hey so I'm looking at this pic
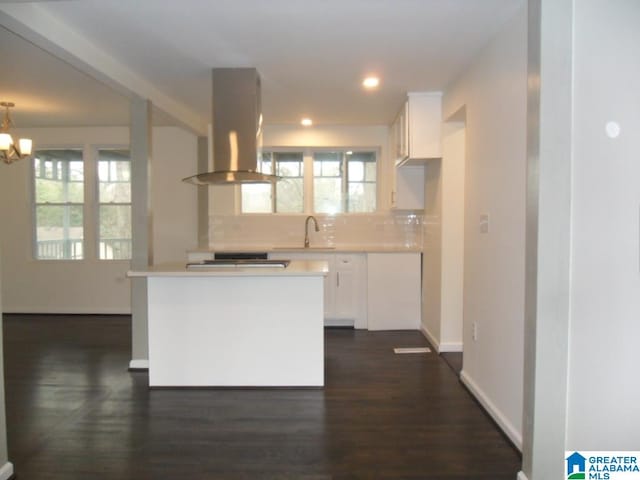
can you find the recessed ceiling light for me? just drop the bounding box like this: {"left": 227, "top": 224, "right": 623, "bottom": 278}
{"left": 301, "top": 118, "right": 313, "bottom": 127}
{"left": 362, "top": 76, "right": 380, "bottom": 89}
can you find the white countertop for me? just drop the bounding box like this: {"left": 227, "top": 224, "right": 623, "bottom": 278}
{"left": 128, "top": 260, "right": 329, "bottom": 278}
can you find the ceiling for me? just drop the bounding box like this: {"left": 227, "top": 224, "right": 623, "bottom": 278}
{"left": 0, "top": 0, "right": 523, "bottom": 134}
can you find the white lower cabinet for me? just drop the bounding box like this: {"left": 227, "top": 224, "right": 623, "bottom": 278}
{"left": 269, "top": 252, "right": 366, "bottom": 328}
{"left": 366, "top": 253, "right": 422, "bottom": 330}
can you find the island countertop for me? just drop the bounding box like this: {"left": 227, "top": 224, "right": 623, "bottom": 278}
{"left": 127, "top": 260, "right": 329, "bottom": 278}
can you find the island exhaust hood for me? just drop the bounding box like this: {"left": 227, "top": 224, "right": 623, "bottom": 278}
{"left": 182, "top": 68, "right": 278, "bottom": 185}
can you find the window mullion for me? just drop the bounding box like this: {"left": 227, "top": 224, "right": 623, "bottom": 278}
{"left": 303, "top": 149, "right": 314, "bottom": 214}
{"left": 271, "top": 155, "right": 277, "bottom": 212}
{"left": 84, "top": 145, "right": 98, "bottom": 261}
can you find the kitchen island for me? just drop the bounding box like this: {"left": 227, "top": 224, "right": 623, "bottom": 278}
{"left": 128, "top": 260, "right": 328, "bottom": 387}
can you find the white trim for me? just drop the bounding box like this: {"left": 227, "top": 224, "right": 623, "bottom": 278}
{"left": 3, "top": 306, "right": 131, "bottom": 315}
{"left": 460, "top": 369, "right": 522, "bottom": 451}
{"left": 421, "top": 326, "right": 463, "bottom": 353}
{"left": 516, "top": 471, "right": 528, "bottom": 480}
{"left": 129, "top": 359, "right": 149, "bottom": 370}
{"left": 438, "top": 342, "right": 463, "bottom": 353}
{"left": 0, "top": 462, "right": 14, "bottom": 480}
{"left": 420, "top": 325, "right": 441, "bottom": 352}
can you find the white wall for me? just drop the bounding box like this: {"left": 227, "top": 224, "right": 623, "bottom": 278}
{"left": 0, "top": 126, "right": 197, "bottom": 313}
{"left": 439, "top": 124, "right": 465, "bottom": 349}
{"left": 442, "top": 5, "right": 527, "bottom": 448}
{"left": 421, "top": 159, "right": 442, "bottom": 345}
{"left": 566, "top": 0, "right": 640, "bottom": 449}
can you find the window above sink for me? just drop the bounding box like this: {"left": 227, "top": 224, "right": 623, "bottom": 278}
{"left": 241, "top": 148, "right": 378, "bottom": 215}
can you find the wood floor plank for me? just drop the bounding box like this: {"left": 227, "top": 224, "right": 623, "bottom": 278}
{"left": 2, "top": 314, "right": 521, "bottom": 479}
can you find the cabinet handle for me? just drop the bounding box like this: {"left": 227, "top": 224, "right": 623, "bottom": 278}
{"left": 337, "top": 272, "right": 340, "bottom": 287}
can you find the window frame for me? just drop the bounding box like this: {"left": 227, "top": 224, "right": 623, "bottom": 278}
{"left": 240, "top": 146, "right": 380, "bottom": 215}
{"left": 95, "top": 147, "right": 132, "bottom": 260}
{"left": 30, "top": 143, "right": 132, "bottom": 262}
{"left": 31, "top": 146, "right": 86, "bottom": 261}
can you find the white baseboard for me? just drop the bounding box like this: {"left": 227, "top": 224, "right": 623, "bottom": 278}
{"left": 460, "top": 369, "right": 523, "bottom": 451}
{"left": 3, "top": 306, "right": 131, "bottom": 315}
{"left": 420, "top": 325, "right": 441, "bottom": 352}
{"left": 419, "top": 326, "right": 463, "bottom": 353}
{"left": 129, "top": 359, "right": 149, "bottom": 370}
{"left": 438, "top": 342, "right": 463, "bottom": 353}
{"left": 517, "top": 471, "right": 528, "bottom": 480}
{"left": 0, "top": 462, "right": 14, "bottom": 480}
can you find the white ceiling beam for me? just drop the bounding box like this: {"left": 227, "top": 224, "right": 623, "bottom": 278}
{"left": 0, "top": 3, "right": 208, "bottom": 135}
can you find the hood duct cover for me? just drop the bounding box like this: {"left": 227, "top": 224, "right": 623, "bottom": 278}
{"left": 182, "top": 68, "right": 279, "bottom": 185}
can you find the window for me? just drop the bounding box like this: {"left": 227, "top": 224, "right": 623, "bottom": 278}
{"left": 32, "top": 147, "right": 131, "bottom": 261}
{"left": 242, "top": 152, "right": 305, "bottom": 213}
{"left": 33, "top": 149, "right": 84, "bottom": 260}
{"left": 241, "top": 149, "right": 377, "bottom": 214}
{"left": 98, "top": 149, "right": 132, "bottom": 259}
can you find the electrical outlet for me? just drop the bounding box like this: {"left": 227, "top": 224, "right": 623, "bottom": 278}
{"left": 472, "top": 321, "right": 478, "bottom": 341}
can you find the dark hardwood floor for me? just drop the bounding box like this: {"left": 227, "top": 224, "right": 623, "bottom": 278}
{"left": 2, "top": 314, "right": 520, "bottom": 479}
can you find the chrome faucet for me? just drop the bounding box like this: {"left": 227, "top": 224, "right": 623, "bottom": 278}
{"left": 304, "top": 215, "right": 319, "bottom": 248}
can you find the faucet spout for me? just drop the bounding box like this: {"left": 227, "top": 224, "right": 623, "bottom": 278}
{"left": 304, "top": 215, "right": 319, "bottom": 248}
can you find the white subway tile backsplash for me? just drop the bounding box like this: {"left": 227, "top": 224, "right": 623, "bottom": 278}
{"left": 208, "top": 213, "right": 423, "bottom": 250}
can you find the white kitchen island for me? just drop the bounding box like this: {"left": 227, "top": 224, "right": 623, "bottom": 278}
{"left": 128, "top": 260, "right": 328, "bottom": 387}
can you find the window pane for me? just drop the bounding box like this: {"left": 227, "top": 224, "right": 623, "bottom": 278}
{"left": 347, "top": 182, "right": 376, "bottom": 212}
{"left": 346, "top": 151, "right": 376, "bottom": 213}
{"left": 348, "top": 161, "right": 364, "bottom": 181}
{"left": 98, "top": 149, "right": 131, "bottom": 259}
{"left": 314, "top": 152, "right": 345, "bottom": 213}
{"left": 242, "top": 183, "right": 272, "bottom": 213}
{"left": 35, "top": 205, "right": 84, "bottom": 259}
{"left": 33, "top": 150, "right": 85, "bottom": 260}
{"left": 33, "top": 150, "right": 84, "bottom": 203}
{"left": 276, "top": 178, "right": 303, "bottom": 213}
{"left": 99, "top": 160, "right": 131, "bottom": 203}
{"left": 275, "top": 153, "right": 303, "bottom": 213}
{"left": 258, "top": 152, "right": 273, "bottom": 174}
{"left": 365, "top": 161, "right": 377, "bottom": 181}
{"left": 314, "top": 178, "right": 343, "bottom": 214}
{"left": 99, "top": 205, "right": 132, "bottom": 260}
{"left": 242, "top": 152, "right": 304, "bottom": 213}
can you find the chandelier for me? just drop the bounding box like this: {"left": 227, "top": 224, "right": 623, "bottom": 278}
{"left": 0, "top": 101, "right": 33, "bottom": 164}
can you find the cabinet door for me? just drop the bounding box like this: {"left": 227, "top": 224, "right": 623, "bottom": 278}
{"left": 407, "top": 92, "right": 442, "bottom": 159}
{"left": 333, "top": 255, "right": 358, "bottom": 321}
{"left": 367, "top": 253, "right": 421, "bottom": 330}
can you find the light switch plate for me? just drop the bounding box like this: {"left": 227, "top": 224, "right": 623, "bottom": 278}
{"left": 479, "top": 213, "right": 490, "bottom": 234}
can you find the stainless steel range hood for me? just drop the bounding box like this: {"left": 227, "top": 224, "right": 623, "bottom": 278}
{"left": 182, "top": 68, "right": 278, "bottom": 185}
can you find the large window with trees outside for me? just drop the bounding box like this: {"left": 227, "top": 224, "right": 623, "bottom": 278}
{"left": 241, "top": 149, "right": 377, "bottom": 214}
{"left": 241, "top": 152, "right": 305, "bottom": 213}
{"left": 33, "top": 149, "right": 85, "bottom": 260}
{"left": 33, "top": 147, "right": 131, "bottom": 261}
{"left": 98, "top": 149, "right": 131, "bottom": 259}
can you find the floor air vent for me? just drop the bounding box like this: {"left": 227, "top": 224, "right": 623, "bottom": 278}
{"left": 393, "top": 347, "right": 431, "bottom": 354}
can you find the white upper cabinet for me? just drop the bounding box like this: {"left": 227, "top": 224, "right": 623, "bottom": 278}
{"left": 393, "top": 92, "right": 442, "bottom": 166}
